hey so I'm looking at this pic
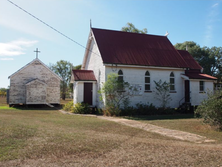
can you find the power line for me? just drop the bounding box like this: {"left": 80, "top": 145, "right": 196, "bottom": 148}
{"left": 7, "top": 0, "right": 99, "bottom": 56}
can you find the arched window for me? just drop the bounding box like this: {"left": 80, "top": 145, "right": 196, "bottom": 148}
{"left": 118, "top": 70, "right": 124, "bottom": 90}
{"left": 145, "top": 71, "right": 150, "bottom": 91}
{"left": 170, "top": 72, "right": 175, "bottom": 91}
{"left": 118, "top": 70, "right": 123, "bottom": 82}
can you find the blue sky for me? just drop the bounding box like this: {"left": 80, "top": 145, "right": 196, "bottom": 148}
{"left": 0, "top": 0, "right": 221, "bottom": 88}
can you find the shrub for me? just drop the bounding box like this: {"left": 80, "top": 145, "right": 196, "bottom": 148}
{"left": 99, "top": 73, "right": 138, "bottom": 116}
{"left": 195, "top": 91, "right": 222, "bottom": 130}
{"left": 63, "top": 102, "right": 92, "bottom": 114}
{"left": 71, "top": 102, "right": 91, "bottom": 114}
{"left": 63, "top": 101, "right": 74, "bottom": 112}
{"left": 135, "top": 102, "right": 156, "bottom": 115}
{"left": 154, "top": 79, "right": 172, "bottom": 108}
{"left": 120, "top": 106, "right": 135, "bottom": 116}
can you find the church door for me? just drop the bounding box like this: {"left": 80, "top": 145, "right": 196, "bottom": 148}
{"left": 185, "top": 80, "right": 190, "bottom": 103}
{"left": 83, "top": 83, "right": 93, "bottom": 105}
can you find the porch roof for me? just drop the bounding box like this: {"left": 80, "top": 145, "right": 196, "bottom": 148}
{"left": 72, "top": 70, "right": 97, "bottom": 81}
{"left": 182, "top": 72, "right": 217, "bottom": 80}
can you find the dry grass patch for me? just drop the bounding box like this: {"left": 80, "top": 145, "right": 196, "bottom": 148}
{"left": 0, "top": 109, "right": 168, "bottom": 166}
{"left": 128, "top": 115, "right": 222, "bottom": 143}
{"left": 1, "top": 103, "right": 222, "bottom": 166}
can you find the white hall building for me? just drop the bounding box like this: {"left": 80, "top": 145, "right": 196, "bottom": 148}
{"left": 71, "top": 28, "right": 217, "bottom": 109}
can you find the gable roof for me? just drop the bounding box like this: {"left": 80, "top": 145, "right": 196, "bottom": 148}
{"left": 8, "top": 58, "right": 63, "bottom": 81}
{"left": 91, "top": 28, "right": 201, "bottom": 70}
{"left": 72, "top": 70, "right": 96, "bottom": 81}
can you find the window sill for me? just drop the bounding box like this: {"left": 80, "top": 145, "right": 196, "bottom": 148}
{"left": 170, "top": 91, "right": 177, "bottom": 93}
{"left": 144, "top": 91, "right": 152, "bottom": 93}
{"left": 199, "top": 91, "right": 206, "bottom": 93}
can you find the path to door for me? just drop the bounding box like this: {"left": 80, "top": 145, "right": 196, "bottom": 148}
{"left": 60, "top": 110, "right": 215, "bottom": 143}
{"left": 98, "top": 116, "right": 215, "bottom": 143}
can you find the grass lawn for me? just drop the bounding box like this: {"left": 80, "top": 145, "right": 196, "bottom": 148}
{"left": 125, "top": 114, "right": 222, "bottom": 143}
{"left": 1, "top": 97, "right": 222, "bottom": 166}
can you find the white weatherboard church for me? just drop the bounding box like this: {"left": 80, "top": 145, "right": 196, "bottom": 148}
{"left": 71, "top": 28, "right": 217, "bottom": 109}
{"left": 8, "top": 50, "right": 62, "bottom": 106}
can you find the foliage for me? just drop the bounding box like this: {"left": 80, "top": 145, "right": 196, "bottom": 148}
{"left": 49, "top": 60, "right": 73, "bottom": 100}
{"left": 174, "top": 41, "right": 222, "bottom": 82}
{"left": 120, "top": 102, "right": 176, "bottom": 116}
{"left": 121, "top": 22, "right": 147, "bottom": 34}
{"left": 154, "top": 80, "right": 172, "bottom": 108}
{"left": 68, "top": 64, "right": 82, "bottom": 96}
{"left": 99, "top": 73, "right": 137, "bottom": 116}
{"left": 0, "top": 88, "right": 7, "bottom": 97}
{"left": 74, "top": 64, "right": 82, "bottom": 70}
{"left": 63, "top": 101, "right": 74, "bottom": 112}
{"left": 72, "top": 102, "right": 91, "bottom": 114}
{"left": 195, "top": 90, "right": 222, "bottom": 130}
{"left": 63, "top": 101, "right": 91, "bottom": 114}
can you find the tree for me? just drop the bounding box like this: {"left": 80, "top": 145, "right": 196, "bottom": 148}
{"left": 121, "top": 22, "right": 147, "bottom": 34}
{"left": 154, "top": 80, "right": 172, "bottom": 108}
{"left": 195, "top": 90, "right": 222, "bottom": 130}
{"left": 0, "top": 88, "right": 7, "bottom": 97}
{"left": 49, "top": 60, "right": 73, "bottom": 100}
{"left": 68, "top": 64, "right": 82, "bottom": 95}
{"left": 99, "top": 73, "right": 137, "bottom": 116}
{"left": 174, "top": 41, "right": 222, "bottom": 82}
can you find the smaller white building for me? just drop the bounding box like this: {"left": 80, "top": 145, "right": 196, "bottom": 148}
{"left": 71, "top": 28, "right": 217, "bottom": 109}
{"left": 8, "top": 58, "right": 63, "bottom": 105}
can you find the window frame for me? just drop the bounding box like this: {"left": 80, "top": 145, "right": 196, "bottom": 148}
{"left": 117, "top": 69, "right": 124, "bottom": 91}
{"left": 170, "top": 72, "right": 175, "bottom": 91}
{"left": 199, "top": 81, "right": 205, "bottom": 92}
{"left": 145, "top": 71, "right": 151, "bottom": 92}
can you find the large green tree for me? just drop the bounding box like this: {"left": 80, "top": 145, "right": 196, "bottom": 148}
{"left": 174, "top": 41, "right": 222, "bottom": 82}
{"left": 122, "top": 22, "right": 147, "bottom": 34}
{"left": 49, "top": 60, "right": 73, "bottom": 100}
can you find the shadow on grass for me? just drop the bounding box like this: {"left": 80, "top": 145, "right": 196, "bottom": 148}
{"left": 8, "top": 104, "right": 63, "bottom": 111}
{"left": 124, "top": 114, "right": 195, "bottom": 121}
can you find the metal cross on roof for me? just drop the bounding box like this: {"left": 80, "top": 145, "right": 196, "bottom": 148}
{"left": 34, "top": 48, "right": 40, "bottom": 58}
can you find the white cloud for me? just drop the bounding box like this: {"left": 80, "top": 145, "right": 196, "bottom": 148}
{"left": 0, "top": 39, "right": 38, "bottom": 57}
{"left": 0, "top": 58, "right": 14, "bottom": 61}
{"left": 212, "top": 3, "right": 219, "bottom": 8}
{"left": 204, "top": 2, "right": 220, "bottom": 46}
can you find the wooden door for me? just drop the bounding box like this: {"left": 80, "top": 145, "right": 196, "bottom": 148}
{"left": 185, "top": 80, "right": 190, "bottom": 103}
{"left": 84, "top": 83, "right": 93, "bottom": 105}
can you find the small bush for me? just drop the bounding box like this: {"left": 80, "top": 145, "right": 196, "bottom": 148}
{"left": 63, "top": 102, "right": 92, "bottom": 114}
{"left": 63, "top": 101, "right": 74, "bottom": 112}
{"left": 135, "top": 102, "right": 156, "bottom": 115}
{"left": 195, "top": 91, "right": 222, "bottom": 130}
{"left": 71, "top": 102, "right": 91, "bottom": 114}
{"left": 120, "top": 102, "right": 176, "bottom": 116}
{"left": 103, "top": 104, "right": 121, "bottom": 116}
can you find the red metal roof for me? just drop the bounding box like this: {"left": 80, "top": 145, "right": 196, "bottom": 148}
{"left": 92, "top": 28, "right": 200, "bottom": 69}
{"left": 183, "top": 70, "right": 217, "bottom": 80}
{"left": 177, "top": 50, "right": 202, "bottom": 70}
{"left": 72, "top": 70, "right": 96, "bottom": 81}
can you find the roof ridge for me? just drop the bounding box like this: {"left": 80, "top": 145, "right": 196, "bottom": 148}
{"left": 92, "top": 27, "right": 166, "bottom": 38}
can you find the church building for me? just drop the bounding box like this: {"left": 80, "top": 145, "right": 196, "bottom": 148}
{"left": 8, "top": 49, "right": 62, "bottom": 106}
{"left": 71, "top": 28, "right": 217, "bottom": 109}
